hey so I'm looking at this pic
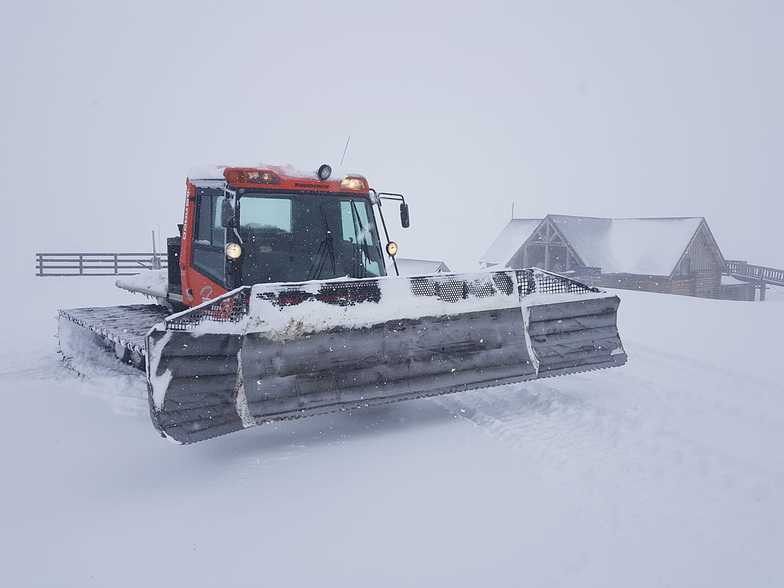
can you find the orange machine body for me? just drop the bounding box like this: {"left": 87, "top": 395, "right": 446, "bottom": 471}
{"left": 179, "top": 166, "right": 372, "bottom": 307}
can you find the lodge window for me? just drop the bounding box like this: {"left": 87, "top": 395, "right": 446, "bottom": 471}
{"left": 550, "top": 245, "right": 568, "bottom": 271}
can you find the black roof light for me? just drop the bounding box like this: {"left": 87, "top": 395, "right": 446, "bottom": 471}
{"left": 317, "top": 164, "right": 332, "bottom": 181}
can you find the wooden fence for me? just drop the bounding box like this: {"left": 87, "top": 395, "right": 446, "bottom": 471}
{"left": 36, "top": 253, "right": 167, "bottom": 276}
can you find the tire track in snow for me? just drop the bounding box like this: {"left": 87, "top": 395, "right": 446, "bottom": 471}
{"left": 2, "top": 342, "right": 151, "bottom": 417}
{"left": 627, "top": 338, "right": 784, "bottom": 395}
{"left": 434, "top": 361, "right": 784, "bottom": 498}
{"left": 626, "top": 342, "right": 784, "bottom": 433}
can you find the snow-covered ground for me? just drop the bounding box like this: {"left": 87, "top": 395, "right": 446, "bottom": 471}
{"left": 1, "top": 276, "right": 783, "bottom": 587}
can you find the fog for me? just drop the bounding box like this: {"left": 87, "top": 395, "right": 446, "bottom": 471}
{"left": 3, "top": 4, "right": 784, "bottom": 585}
{"left": 2, "top": 0, "right": 782, "bottom": 275}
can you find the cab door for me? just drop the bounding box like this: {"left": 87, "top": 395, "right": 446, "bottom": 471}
{"left": 190, "top": 188, "right": 227, "bottom": 299}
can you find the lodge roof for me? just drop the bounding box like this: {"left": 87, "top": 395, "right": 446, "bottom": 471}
{"left": 479, "top": 218, "right": 542, "bottom": 266}
{"left": 481, "top": 215, "right": 724, "bottom": 277}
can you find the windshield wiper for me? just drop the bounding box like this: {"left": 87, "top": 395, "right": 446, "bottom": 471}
{"left": 349, "top": 200, "right": 367, "bottom": 278}
{"left": 307, "top": 205, "right": 336, "bottom": 280}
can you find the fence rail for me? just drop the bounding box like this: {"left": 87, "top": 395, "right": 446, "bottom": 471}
{"left": 725, "top": 260, "right": 784, "bottom": 287}
{"left": 36, "top": 252, "right": 167, "bottom": 276}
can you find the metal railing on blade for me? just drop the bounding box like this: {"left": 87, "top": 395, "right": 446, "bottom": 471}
{"left": 405, "top": 269, "right": 597, "bottom": 301}
{"left": 518, "top": 268, "right": 600, "bottom": 296}
{"left": 35, "top": 252, "right": 167, "bottom": 276}
{"left": 408, "top": 272, "right": 516, "bottom": 302}
{"left": 159, "top": 269, "right": 599, "bottom": 333}
{"left": 164, "top": 288, "right": 251, "bottom": 331}
{"left": 255, "top": 269, "right": 598, "bottom": 310}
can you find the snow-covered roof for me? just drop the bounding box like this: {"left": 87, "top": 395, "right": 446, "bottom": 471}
{"left": 479, "top": 218, "right": 542, "bottom": 266}
{"left": 480, "top": 215, "right": 717, "bottom": 276}
{"left": 396, "top": 258, "right": 451, "bottom": 276}
{"left": 549, "top": 216, "right": 706, "bottom": 276}
{"left": 721, "top": 275, "right": 751, "bottom": 286}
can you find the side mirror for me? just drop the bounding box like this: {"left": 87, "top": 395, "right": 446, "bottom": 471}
{"left": 221, "top": 197, "right": 235, "bottom": 228}
{"left": 400, "top": 202, "right": 410, "bottom": 228}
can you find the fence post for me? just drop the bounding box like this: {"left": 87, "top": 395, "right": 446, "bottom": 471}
{"left": 79, "top": 254, "right": 84, "bottom": 276}
{"left": 37, "top": 253, "right": 43, "bottom": 276}
{"left": 114, "top": 254, "right": 118, "bottom": 275}
{"left": 151, "top": 230, "right": 161, "bottom": 270}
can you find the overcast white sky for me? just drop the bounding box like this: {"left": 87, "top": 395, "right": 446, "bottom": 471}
{"left": 2, "top": 0, "right": 782, "bottom": 275}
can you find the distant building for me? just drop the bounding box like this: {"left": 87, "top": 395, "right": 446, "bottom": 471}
{"left": 481, "top": 215, "right": 755, "bottom": 301}
{"left": 719, "top": 275, "right": 758, "bottom": 301}
{"left": 395, "top": 257, "right": 451, "bottom": 276}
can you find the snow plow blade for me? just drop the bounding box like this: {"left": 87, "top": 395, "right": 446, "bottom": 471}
{"left": 146, "top": 269, "right": 627, "bottom": 443}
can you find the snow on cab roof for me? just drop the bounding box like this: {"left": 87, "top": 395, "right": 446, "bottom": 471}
{"left": 187, "top": 162, "right": 360, "bottom": 181}
{"left": 480, "top": 218, "right": 542, "bottom": 266}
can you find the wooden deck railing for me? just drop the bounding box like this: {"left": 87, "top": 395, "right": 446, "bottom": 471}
{"left": 725, "top": 260, "right": 784, "bottom": 287}
{"left": 36, "top": 253, "right": 167, "bottom": 276}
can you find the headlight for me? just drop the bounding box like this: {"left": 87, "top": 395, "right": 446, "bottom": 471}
{"left": 225, "top": 243, "right": 242, "bottom": 259}
{"left": 340, "top": 176, "right": 369, "bottom": 191}
{"left": 386, "top": 241, "right": 398, "bottom": 257}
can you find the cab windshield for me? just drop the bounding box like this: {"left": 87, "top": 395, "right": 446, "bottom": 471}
{"left": 238, "top": 191, "right": 385, "bottom": 283}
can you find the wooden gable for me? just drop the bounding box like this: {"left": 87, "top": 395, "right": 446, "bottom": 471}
{"left": 512, "top": 217, "right": 585, "bottom": 271}
{"left": 672, "top": 220, "right": 726, "bottom": 278}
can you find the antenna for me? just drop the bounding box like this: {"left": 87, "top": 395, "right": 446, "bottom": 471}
{"left": 511, "top": 201, "right": 515, "bottom": 219}
{"left": 339, "top": 135, "right": 351, "bottom": 167}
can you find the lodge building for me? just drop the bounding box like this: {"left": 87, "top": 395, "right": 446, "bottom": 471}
{"left": 480, "top": 215, "right": 754, "bottom": 301}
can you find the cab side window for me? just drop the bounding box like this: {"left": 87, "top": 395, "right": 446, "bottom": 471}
{"left": 194, "top": 192, "right": 225, "bottom": 246}
{"left": 192, "top": 189, "right": 226, "bottom": 285}
{"left": 212, "top": 195, "right": 226, "bottom": 246}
